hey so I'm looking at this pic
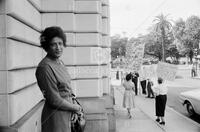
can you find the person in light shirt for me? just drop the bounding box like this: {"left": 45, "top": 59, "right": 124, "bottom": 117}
{"left": 153, "top": 77, "right": 168, "bottom": 125}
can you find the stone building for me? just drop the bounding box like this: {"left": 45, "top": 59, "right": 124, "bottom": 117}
{"left": 0, "top": 0, "right": 114, "bottom": 131}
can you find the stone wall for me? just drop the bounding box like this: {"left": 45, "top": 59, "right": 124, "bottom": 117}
{"left": 0, "top": 0, "right": 113, "bottom": 131}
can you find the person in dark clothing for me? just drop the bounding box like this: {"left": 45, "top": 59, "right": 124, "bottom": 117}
{"left": 140, "top": 78, "right": 147, "bottom": 95}
{"left": 116, "top": 70, "right": 119, "bottom": 80}
{"left": 191, "top": 64, "right": 196, "bottom": 77}
{"left": 146, "top": 79, "right": 154, "bottom": 98}
{"left": 132, "top": 72, "right": 139, "bottom": 95}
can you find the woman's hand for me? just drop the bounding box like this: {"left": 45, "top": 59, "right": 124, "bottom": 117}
{"left": 74, "top": 104, "right": 82, "bottom": 112}
{"left": 74, "top": 104, "right": 83, "bottom": 117}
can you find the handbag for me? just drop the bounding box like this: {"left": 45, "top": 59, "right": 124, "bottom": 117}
{"left": 71, "top": 97, "right": 86, "bottom": 132}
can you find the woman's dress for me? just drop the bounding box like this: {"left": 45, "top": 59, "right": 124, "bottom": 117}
{"left": 36, "top": 57, "right": 74, "bottom": 132}
{"left": 122, "top": 81, "right": 135, "bottom": 108}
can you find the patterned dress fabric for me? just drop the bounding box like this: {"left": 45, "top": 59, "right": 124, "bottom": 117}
{"left": 123, "top": 81, "right": 135, "bottom": 108}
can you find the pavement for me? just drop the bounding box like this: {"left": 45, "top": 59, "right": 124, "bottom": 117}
{"left": 112, "top": 79, "right": 200, "bottom": 132}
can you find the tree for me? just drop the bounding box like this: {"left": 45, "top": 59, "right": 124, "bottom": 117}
{"left": 153, "top": 14, "right": 172, "bottom": 62}
{"left": 143, "top": 25, "right": 174, "bottom": 62}
{"left": 111, "top": 34, "right": 128, "bottom": 60}
{"left": 185, "top": 16, "right": 200, "bottom": 49}
{"left": 172, "top": 16, "right": 200, "bottom": 63}
{"left": 172, "top": 19, "right": 186, "bottom": 55}
{"left": 166, "top": 44, "right": 180, "bottom": 63}
{"left": 143, "top": 32, "right": 163, "bottom": 61}
{"left": 173, "top": 18, "right": 185, "bottom": 41}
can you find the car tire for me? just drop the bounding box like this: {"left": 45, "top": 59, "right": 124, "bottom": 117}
{"left": 186, "top": 102, "right": 195, "bottom": 116}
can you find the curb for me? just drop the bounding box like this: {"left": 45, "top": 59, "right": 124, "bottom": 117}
{"left": 166, "top": 106, "right": 200, "bottom": 127}
{"left": 136, "top": 104, "right": 166, "bottom": 132}
{"left": 135, "top": 96, "right": 200, "bottom": 131}
{"left": 192, "top": 77, "right": 200, "bottom": 80}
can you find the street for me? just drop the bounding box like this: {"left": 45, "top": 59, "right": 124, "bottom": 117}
{"left": 167, "top": 68, "right": 200, "bottom": 124}
{"left": 167, "top": 85, "right": 200, "bottom": 123}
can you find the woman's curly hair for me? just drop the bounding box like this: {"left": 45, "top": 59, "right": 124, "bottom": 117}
{"left": 126, "top": 73, "right": 133, "bottom": 81}
{"left": 40, "top": 26, "right": 67, "bottom": 51}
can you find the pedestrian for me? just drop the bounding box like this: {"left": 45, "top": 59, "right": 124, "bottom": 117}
{"left": 140, "top": 77, "right": 147, "bottom": 95}
{"left": 116, "top": 70, "right": 119, "bottom": 80}
{"left": 35, "top": 26, "right": 82, "bottom": 132}
{"left": 132, "top": 72, "right": 139, "bottom": 95}
{"left": 146, "top": 79, "right": 154, "bottom": 98}
{"left": 154, "top": 77, "right": 167, "bottom": 125}
{"left": 122, "top": 73, "right": 135, "bottom": 118}
{"left": 191, "top": 63, "right": 196, "bottom": 77}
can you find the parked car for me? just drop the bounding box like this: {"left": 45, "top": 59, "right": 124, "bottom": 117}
{"left": 179, "top": 89, "right": 200, "bottom": 116}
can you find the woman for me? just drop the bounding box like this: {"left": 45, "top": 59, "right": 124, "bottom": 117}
{"left": 154, "top": 77, "right": 167, "bottom": 125}
{"left": 122, "top": 73, "right": 135, "bottom": 118}
{"left": 35, "top": 26, "right": 81, "bottom": 132}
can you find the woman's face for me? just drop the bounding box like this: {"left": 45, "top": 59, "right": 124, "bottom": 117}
{"left": 47, "top": 37, "right": 64, "bottom": 59}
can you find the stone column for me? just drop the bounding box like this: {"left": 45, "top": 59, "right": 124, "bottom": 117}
{"left": 0, "top": 0, "right": 43, "bottom": 131}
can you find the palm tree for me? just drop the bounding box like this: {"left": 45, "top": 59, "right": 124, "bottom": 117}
{"left": 153, "top": 14, "right": 172, "bottom": 62}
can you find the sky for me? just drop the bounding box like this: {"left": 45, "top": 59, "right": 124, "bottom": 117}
{"left": 110, "top": 0, "right": 200, "bottom": 38}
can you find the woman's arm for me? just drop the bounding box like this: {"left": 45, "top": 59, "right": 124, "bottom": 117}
{"left": 130, "top": 82, "right": 135, "bottom": 91}
{"left": 36, "top": 66, "right": 80, "bottom": 112}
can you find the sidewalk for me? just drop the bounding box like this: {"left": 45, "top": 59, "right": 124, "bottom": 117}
{"left": 113, "top": 83, "right": 200, "bottom": 132}
{"left": 115, "top": 106, "right": 163, "bottom": 132}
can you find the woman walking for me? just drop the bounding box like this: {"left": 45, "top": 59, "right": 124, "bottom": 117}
{"left": 122, "top": 73, "right": 135, "bottom": 118}
{"left": 154, "top": 77, "right": 167, "bottom": 125}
